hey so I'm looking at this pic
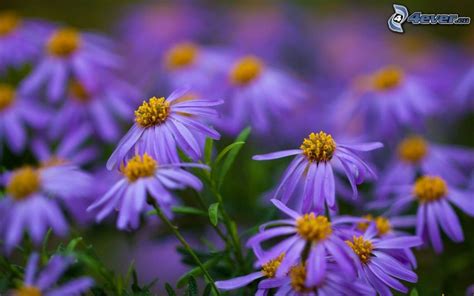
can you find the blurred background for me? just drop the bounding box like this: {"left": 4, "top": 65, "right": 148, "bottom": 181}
{"left": 1, "top": 0, "right": 473, "bottom": 294}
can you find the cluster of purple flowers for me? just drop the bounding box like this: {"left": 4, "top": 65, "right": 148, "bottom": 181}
{"left": 1, "top": 2, "right": 474, "bottom": 295}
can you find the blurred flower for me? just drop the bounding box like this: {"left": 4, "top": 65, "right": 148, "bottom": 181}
{"left": 89, "top": 153, "right": 206, "bottom": 230}
{"left": 0, "top": 164, "right": 91, "bottom": 252}
{"left": 0, "top": 11, "right": 50, "bottom": 71}
{"left": 253, "top": 131, "right": 382, "bottom": 212}
{"left": 334, "top": 66, "right": 437, "bottom": 140}
{"left": 0, "top": 83, "right": 50, "bottom": 154}
{"left": 21, "top": 27, "right": 120, "bottom": 101}
{"left": 32, "top": 125, "right": 98, "bottom": 167}
{"left": 49, "top": 78, "right": 138, "bottom": 142}
{"left": 385, "top": 175, "right": 474, "bottom": 253}
{"left": 346, "top": 223, "right": 421, "bottom": 296}
{"left": 106, "top": 87, "right": 222, "bottom": 169}
{"left": 377, "top": 135, "right": 474, "bottom": 196}
{"left": 455, "top": 65, "right": 474, "bottom": 110}
{"left": 216, "top": 55, "right": 307, "bottom": 134}
{"left": 12, "top": 252, "right": 93, "bottom": 295}
{"left": 247, "top": 199, "right": 360, "bottom": 285}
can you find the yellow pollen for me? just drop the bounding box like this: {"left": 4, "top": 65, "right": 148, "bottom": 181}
{"left": 47, "top": 28, "right": 81, "bottom": 57}
{"left": 372, "top": 66, "right": 404, "bottom": 91}
{"left": 357, "top": 215, "right": 391, "bottom": 236}
{"left": 300, "top": 131, "right": 336, "bottom": 163}
{"left": 15, "top": 286, "right": 42, "bottom": 296}
{"left": 41, "top": 156, "right": 68, "bottom": 168}
{"left": 0, "top": 11, "right": 21, "bottom": 36}
{"left": 69, "top": 80, "right": 90, "bottom": 102}
{"left": 413, "top": 176, "right": 447, "bottom": 203}
{"left": 6, "top": 167, "right": 41, "bottom": 201}
{"left": 296, "top": 213, "right": 332, "bottom": 242}
{"left": 397, "top": 136, "right": 428, "bottom": 164}
{"left": 346, "top": 236, "right": 373, "bottom": 264}
{"left": 134, "top": 96, "right": 171, "bottom": 128}
{"left": 165, "top": 42, "right": 198, "bottom": 69}
{"left": 261, "top": 253, "right": 285, "bottom": 278}
{"left": 230, "top": 56, "right": 263, "bottom": 86}
{"left": 121, "top": 154, "right": 157, "bottom": 182}
{"left": 0, "top": 84, "right": 15, "bottom": 111}
{"left": 290, "top": 264, "right": 313, "bottom": 293}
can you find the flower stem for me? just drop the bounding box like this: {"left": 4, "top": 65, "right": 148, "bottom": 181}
{"left": 148, "top": 198, "right": 220, "bottom": 295}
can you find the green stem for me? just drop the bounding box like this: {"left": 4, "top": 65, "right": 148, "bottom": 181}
{"left": 148, "top": 198, "right": 220, "bottom": 295}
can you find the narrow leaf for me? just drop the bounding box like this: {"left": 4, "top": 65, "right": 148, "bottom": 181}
{"left": 410, "top": 289, "right": 419, "bottom": 296}
{"left": 185, "top": 276, "right": 198, "bottom": 296}
{"left": 204, "top": 138, "right": 214, "bottom": 164}
{"left": 208, "top": 203, "right": 219, "bottom": 226}
{"left": 165, "top": 283, "right": 177, "bottom": 296}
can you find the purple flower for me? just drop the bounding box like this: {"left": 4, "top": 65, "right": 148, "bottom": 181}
{"left": 106, "top": 87, "right": 222, "bottom": 169}
{"left": 253, "top": 131, "right": 382, "bottom": 212}
{"left": 247, "top": 199, "right": 360, "bottom": 285}
{"left": 12, "top": 252, "right": 93, "bottom": 295}
{"left": 385, "top": 175, "right": 474, "bottom": 253}
{"left": 89, "top": 153, "right": 206, "bottom": 230}
{"left": 455, "top": 65, "right": 474, "bottom": 109}
{"left": 0, "top": 11, "right": 50, "bottom": 71}
{"left": 49, "top": 78, "right": 139, "bottom": 142}
{"left": 21, "top": 27, "right": 120, "bottom": 101}
{"left": 32, "top": 125, "right": 98, "bottom": 167}
{"left": 0, "top": 84, "right": 50, "bottom": 154}
{"left": 163, "top": 42, "right": 229, "bottom": 94}
{"left": 377, "top": 135, "right": 474, "bottom": 196}
{"left": 334, "top": 66, "right": 437, "bottom": 139}
{"left": 216, "top": 55, "right": 307, "bottom": 134}
{"left": 0, "top": 165, "right": 91, "bottom": 252}
{"left": 346, "top": 224, "right": 422, "bottom": 296}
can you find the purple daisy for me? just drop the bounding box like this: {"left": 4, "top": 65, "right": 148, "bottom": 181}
{"left": 89, "top": 153, "right": 207, "bottom": 230}
{"left": 0, "top": 165, "right": 91, "bottom": 252}
{"left": 32, "top": 125, "right": 98, "bottom": 167}
{"left": 455, "top": 65, "right": 474, "bottom": 110}
{"left": 377, "top": 135, "right": 474, "bottom": 197}
{"left": 12, "top": 252, "right": 93, "bottom": 295}
{"left": 21, "top": 27, "right": 120, "bottom": 101}
{"left": 0, "top": 84, "right": 50, "bottom": 154}
{"left": 106, "top": 87, "right": 222, "bottom": 169}
{"left": 247, "top": 199, "right": 360, "bottom": 285}
{"left": 334, "top": 66, "right": 437, "bottom": 140}
{"left": 253, "top": 131, "right": 382, "bottom": 212}
{"left": 0, "top": 11, "right": 50, "bottom": 71}
{"left": 346, "top": 223, "right": 422, "bottom": 296}
{"left": 385, "top": 175, "right": 474, "bottom": 253}
{"left": 216, "top": 55, "right": 307, "bottom": 135}
{"left": 49, "top": 78, "right": 139, "bottom": 142}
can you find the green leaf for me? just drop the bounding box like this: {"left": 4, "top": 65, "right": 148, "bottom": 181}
{"left": 185, "top": 276, "right": 198, "bottom": 296}
{"left": 147, "top": 206, "right": 207, "bottom": 217}
{"left": 202, "top": 284, "right": 212, "bottom": 296}
{"left": 176, "top": 256, "right": 221, "bottom": 288}
{"left": 204, "top": 138, "right": 214, "bottom": 164}
{"left": 410, "top": 288, "right": 419, "bottom": 296}
{"left": 214, "top": 127, "right": 251, "bottom": 189}
{"left": 208, "top": 203, "right": 219, "bottom": 226}
{"left": 165, "top": 283, "right": 177, "bottom": 296}
{"left": 213, "top": 141, "right": 245, "bottom": 167}
{"left": 65, "top": 237, "right": 83, "bottom": 252}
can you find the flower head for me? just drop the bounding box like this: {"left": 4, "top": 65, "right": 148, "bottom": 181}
{"left": 165, "top": 42, "right": 198, "bottom": 69}
{"left": 230, "top": 56, "right": 263, "bottom": 86}
{"left": 46, "top": 27, "right": 81, "bottom": 57}
{"left": 107, "top": 88, "right": 222, "bottom": 169}
{"left": 253, "top": 132, "right": 382, "bottom": 212}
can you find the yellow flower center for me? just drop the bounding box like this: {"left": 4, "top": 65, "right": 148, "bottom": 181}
{"left": 346, "top": 236, "right": 373, "bottom": 264}
{"left": 165, "top": 42, "right": 198, "bottom": 69}
{"left": 230, "top": 56, "right": 263, "bottom": 86}
{"left": 372, "top": 66, "right": 404, "bottom": 91}
{"left": 397, "top": 136, "right": 427, "bottom": 164}
{"left": 0, "top": 84, "right": 15, "bottom": 111}
{"left": 413, "top": 176, "right": 447, "bottom": 203}
{"left": 69, "top": 80, "right": 91, "bottom": 102}
{"left": 47, "top": 28, "right": 81, "bottom": 57}
{"left": 6, "top": 167, "right": 41, "bottom": 201}
{"left": 290, "top": 264, "right": 313, "bottom": 293}
{"left": 134, "top": 96, "right": 171, "bottom": 128}
{"left": 0, "top": 11, "right": 21, "bottom": 36}
{"left": 41, "top": 156, "right": 68, "bottom": 168}
{"left": 261, "top": 253, "right": 285, "bottom": 278}
{"left": 121, "top": 154, "right": 157, "bottom": 182}
{"left": 296, "top": 213, "right": 332, "bottom": 242}
{"left": 300, "top": 131, "right": 336, "bottom": 163}
{"left": 357, "top": 215, "right": 391, "bottom": 236}
{"left": 15, "top": 285, "right": 42, "bottom": 296}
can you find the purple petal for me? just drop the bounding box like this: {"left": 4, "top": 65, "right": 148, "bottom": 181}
{"left": 373, "top": 236, "right": 422, "bottom": 249}
{"left": 270, "top": 199, "right": 300, "bottom": 219}
{"left": 215, "top": 272, "right": 263, "bottom": 290}
{"left": 253, "top": 150, "right": 302, "bottom": 161}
